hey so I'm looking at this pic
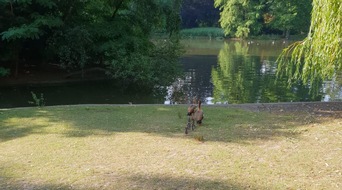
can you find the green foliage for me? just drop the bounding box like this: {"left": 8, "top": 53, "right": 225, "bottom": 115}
{"left": 1, "top": 25, "right": 40, "bottom": 41}
{"left": 28, "top": 91, "right": 45, "bottom": 107}
{"left": 104, "top": 38, "right": 183, "bottom": 87}
{"left": 0, "top": 0, "right": 183, "bottom": 87}
{"left": 50, "top": 26, "right": 93, "bottom": 70}
{"left": 1, "top": 16, "right": 62, "bottom": 41}
{"left": 214, "top": 0, "right": 264, "bottom": 38}
{"left": 267, "top": 0, "right": 312, "bottom": 36}
{"left": 0, "top": 1, "right": 62, "bottom": 41}
{"left": 0, "top": 67, "right": 10, "bottom": 77}
{"left": 277, "top": 0, "right": 342, "bottom": 95}
{"left": 0, "top": 0, "right": 63, "bottom": 77}
{"left": 92, "top": 0, "right": 183, "bottom": 87}
{"left": 214, "top": 0, "right": 312, "bottom": 38}
{"left": 149, "top": 38, "right": 184, "bottom": 86}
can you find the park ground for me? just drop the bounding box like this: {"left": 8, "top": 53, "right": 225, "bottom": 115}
{"left": 0, "top": 102, "right": 341, "bottom": 189}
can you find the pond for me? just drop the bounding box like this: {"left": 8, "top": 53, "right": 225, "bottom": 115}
{"left": 0, "top": 39, "right": 341, "bottom": 108}
{"left": 166, "top": 39, "right": 342, "bottom": 104}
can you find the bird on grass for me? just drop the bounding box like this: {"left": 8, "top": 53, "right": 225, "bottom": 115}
{"left": 193, "top": 100, "right": 204, "bottom": 125}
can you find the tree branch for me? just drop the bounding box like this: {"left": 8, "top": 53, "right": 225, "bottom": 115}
{"left": 112, "top": 0, "right": 125, "bottom": 19}
{"left": 9, "top": 0, "right": 14, "bottom": 16}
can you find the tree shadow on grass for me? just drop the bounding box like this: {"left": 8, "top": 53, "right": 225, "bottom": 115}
{"left": 1, "top": 103, "right": 340, "bottom": 143}
{"left": 197, "top": 108, "right": 305, "bottom": 143}
{"left": 0, "top": 180, "right": 72, "bottom": 190}
{"left": 123, "top": 174, "right": 265, "bottom": 190}
{"left": 0, "top": 171, "right": 265, "bottom": 190}
{"left": 46, "top": 106, "right": 307, "bottom": 143}
{"left": 0, "top": 109, "right": 53, "bottom": 142}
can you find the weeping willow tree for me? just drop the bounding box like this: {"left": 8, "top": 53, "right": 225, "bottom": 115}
{"left": 277, "top": 0, "right": 342, "bottom": 94}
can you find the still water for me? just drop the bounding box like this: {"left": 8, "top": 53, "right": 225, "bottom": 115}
{"left": 0, "top": 80, "right": 165, "bottom": 108}
{"left": 166, "top": 39, "right": 341, "bottom": 104}
{"left": 165, "top": 40, "right": 342, "bottom": 104}
{"left": 0, "top": 39, "right": 341, "bottom": 108}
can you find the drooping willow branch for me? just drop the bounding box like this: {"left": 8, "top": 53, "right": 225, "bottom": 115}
{"left": 276, "top": 0, "right": 342, "bottom": 94}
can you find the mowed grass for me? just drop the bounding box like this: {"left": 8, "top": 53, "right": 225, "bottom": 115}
{"left": 0, "top": 105, "right": 341, "bottom": 190}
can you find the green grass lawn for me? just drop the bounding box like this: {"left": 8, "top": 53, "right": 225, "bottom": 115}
{"left": 0, "top": 105, "right": 341, "bottom": 189}
{"left": 180, "top": 27, "right": 225, "bottom": 39}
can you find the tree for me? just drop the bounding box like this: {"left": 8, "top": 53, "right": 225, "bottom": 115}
{"left": 277, "top": 0, "right": 342, "bottom": 94}
{"left": 214, "top": 0, "right": 312, "bottom": 38}
{"left": 91, "top": 0, "right": 183, "bottom": 87}
{"left": 0, "top": 0, "right": 62, "bottom": 77}
{"left": 267, "top": 0, "right": 312, "bottom": 38}
{"left": 0, "top": 0, "right": 183, "bottom": 87}
{"left": 214, "top": 0, "right": 266, "bottom": 38}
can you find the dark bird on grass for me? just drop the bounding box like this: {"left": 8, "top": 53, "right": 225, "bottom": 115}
{"left": 193, "top": 100, "right": 204, "bottom": 125}
{"left": 187, "top": 100, "right": 197, "bottom": 116}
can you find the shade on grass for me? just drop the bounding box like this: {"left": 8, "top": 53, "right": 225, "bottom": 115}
{"left": 0, "top": 105, "right": 341, "bottom": 189}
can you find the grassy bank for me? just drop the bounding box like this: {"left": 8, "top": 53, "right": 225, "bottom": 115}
{"left": 0, "top": 105, "right": 341, "bottom": 189}
{"left": 179, "top": 27, "right": 306, "bottom": 41}
{"left": 180, "top": 27, "right": 225, "bottom": 39}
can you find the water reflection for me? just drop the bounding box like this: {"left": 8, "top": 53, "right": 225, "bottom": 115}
{"left": 322, "top": 74, "right": 342, "bottom": 102}
{"left": 1, "top": 39, "right": 340, "bottom": 108}
{"left": 164, "top": 55, "right": 217, "bottom": 104}
{"left": 166, "top": 39, "right": 342, "bottom": 104}
{"left": 211, "top": 41, "right": 319, "bottom": 103}
{"left": 0, "top": 80, "right": 165, "bottom": 108}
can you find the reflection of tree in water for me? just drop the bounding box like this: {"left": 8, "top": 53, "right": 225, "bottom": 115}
{"left": 164, "top": 78, "right": 186, "bottom": 104}
{"left": 182, "top": 56, "right": 217, "bottom": 103}
{"left": 165, "top": 55, "right": 217, "bottom": 104}
{"left": 211, "top": 41, "right": 321, "bottom": 104}
{"left": 322, "top": 73, "right": 342, "bottom": 101}
{"left": 165, "top": 40, "right": 337, "bottom": 105}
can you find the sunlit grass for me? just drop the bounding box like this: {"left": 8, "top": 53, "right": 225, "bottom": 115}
{"left": 0, "top": 105, "right": 341, "bottom": 189}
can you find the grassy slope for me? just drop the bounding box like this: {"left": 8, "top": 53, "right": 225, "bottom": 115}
{"left": 0, "top": 105, "right": 341, "bottom": 190}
